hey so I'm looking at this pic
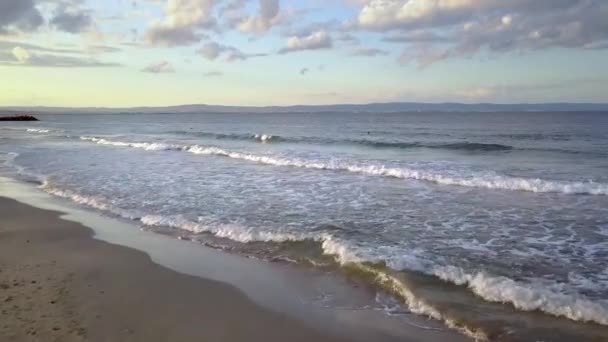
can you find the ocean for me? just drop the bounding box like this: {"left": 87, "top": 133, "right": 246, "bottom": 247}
{"left": 1, "top": 111, "right": 608, "bottom": 340}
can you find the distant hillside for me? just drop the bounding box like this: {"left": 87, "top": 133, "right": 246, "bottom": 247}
{"left": 2, "top": 102, "right": 608, "bottom": 114}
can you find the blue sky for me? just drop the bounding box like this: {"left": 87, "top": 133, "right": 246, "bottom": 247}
{"left": 1, "top": 0, "right": 607, "bottom": 107}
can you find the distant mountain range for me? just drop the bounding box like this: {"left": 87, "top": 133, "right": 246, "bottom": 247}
{"left": 2, "top": 102, "right": 608, "bottom": 114}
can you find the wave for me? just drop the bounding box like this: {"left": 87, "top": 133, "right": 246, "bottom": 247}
{"left": 146, "top": 214, "right": 608, "bottom": 327}
{"left": 80, "top": 136, "right": 183, "bottom": 151}
{"left": 80, "top": 136, "right": 608, "bottom": 196}
{"left": 172, "top": 130, "right": 512, "bottom": 151}
{"left": 26, "top": 128, "right": 51, "bottom": 133}
{"left": 84, "top": 137, "right": 608, "bottom": 195}
{"left": 0, "top": 127, "right": 53, "bottom": 134}
{"left": 172, "top": 131, "right": 279, "bottom": 143}
{"left": 35, "top": 180, "right": 608, "bottom": 332}
{"left": 40, "top": 180, "right": 139, "bottom": 219}
{"left": 327, "top": 239, "right": 608, "bottom": 326}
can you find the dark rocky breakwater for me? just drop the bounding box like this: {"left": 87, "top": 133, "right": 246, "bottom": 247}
{"left": 0, "top": 115, "right": 39, "bottom": 121}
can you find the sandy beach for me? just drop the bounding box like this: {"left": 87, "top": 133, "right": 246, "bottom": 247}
{"left": 0, "top": 197, "right": 358, "bottom": 342}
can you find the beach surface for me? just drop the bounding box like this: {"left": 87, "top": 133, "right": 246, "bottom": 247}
{"left": 0, "top": 197, "right": 359, "bottom": 342}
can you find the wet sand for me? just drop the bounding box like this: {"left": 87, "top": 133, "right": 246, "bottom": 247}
{"left": 0, "top": 197, "right": 360, "bottom": 342}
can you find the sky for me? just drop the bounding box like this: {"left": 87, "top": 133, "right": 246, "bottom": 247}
{"left": 1, "top": 0, "right": 607, "bottom": 107}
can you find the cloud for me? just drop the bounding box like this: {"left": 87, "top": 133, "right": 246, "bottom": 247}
{"left": 451, "top": 78, "right": 606, "bottom": 101}
{"left": 203, "top": 70, "right": 223, "bottom": 77}
{"left": 144, "top": 0, "right": 218, "bottom": 46}
{"left": 237, "top": 0, "right": 280, "bottom": 34}
{"left": 197, "top": 41, "right": 266, "bottom": 62}
{"left": 141, "top": 60, "right": 175, "bottom": 73}
{"left": 381, "top": 30, "right": 448, "bottom": 43}
{"left": 1, "top": 46, "right": 121, "bottom": 68}
{"left": 279, "top": 30, "right": 332, "bottom": 54}
{"left": 337, "top": 32, "right": 360, "bottom": 44}
{"left": 145, "top": 26, "right": 207, "bottom": 47}
{"left": 51, "top": 5, "right": 93, "bottom": 33}
{"left": 84, "top": 45, "right": 123, "bottom": 54}
{"left": 281, "top": 19, "right": 340, "bottom": 39}
{"left": 0, "top": 41, "right": 78, "bottom": 54}
{"left": 0, "top": 0, "right": 44, "bottom": 34}
{"left": 12, "top": 46, "right": 31, "bottom": 63}
{"left": 198, "top": 41, "right": 224, "bottom": 60}
{"left": 353, "top": 0, "right": 608, "bottom": 67}
{"left": 356, "top": 0, "right": 474, "bottom": 31}
{"left": 219, "top": 0, "right": 248, "bottom": 16}
{"left": 398, "top": 47, "right": 450, "bottom": 69}
{"left": 351, "top": 47, "right": 388, "bottom": 56}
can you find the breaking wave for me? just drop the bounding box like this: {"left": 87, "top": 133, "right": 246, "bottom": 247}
{"left": 34, "top": 179, "right": 608, "bottom": 334}
{"left": 80, "top": 136, "right": 182, "bottom": 151}
{"left": 36, "top": 181, "right": 608, "bottom": 330}
{"left": 172, "top": 130, "right": 512, "bottom": 151}
{"left": 135, "top": 214, "right": 608, "bottom": 328}
{"left": 80, "top": 136, "right": 608, "bottom": 195}
{"left": 26, "top": 128, "right": 51, "bottom": 133}
{"left": 171, "top": 131, "right": 278, "bottom": 143}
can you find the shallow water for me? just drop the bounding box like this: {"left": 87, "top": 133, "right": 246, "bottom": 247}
{"left": 1, "top": 112, "right": 608, "bottom": 340}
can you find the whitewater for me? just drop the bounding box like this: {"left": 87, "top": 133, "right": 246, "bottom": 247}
{"left": 80, "top": 136, "right": 608, "bottom": 196}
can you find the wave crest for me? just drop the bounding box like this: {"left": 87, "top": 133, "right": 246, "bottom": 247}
{"left": 172, "top": 130, "right": 512, "bottom": 151}
{"left": 80, "top": 136, "right": 181, "bottom": 151}
{"left": 26, "top": 128, "right": 51, "bottom": 133}
{"left": 79, "top": 136, "right": 608, "bottom": 196}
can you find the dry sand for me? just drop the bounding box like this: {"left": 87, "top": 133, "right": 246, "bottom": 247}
{"left": 0, "top": 196, "right": 356, "bottom": 342}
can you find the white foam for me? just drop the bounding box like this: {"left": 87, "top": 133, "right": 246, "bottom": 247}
{"left": 140, "top": 214, "right": 305, "bottom": 243}
{"left": 253, "top": 134, "right": 274, "bottom": 142}
{"left": 40, "top": 180, "right": 138, "bottom": 219}
{"left": 26, "top": 128, "right": 51, "bottom": 133}
{"left": 362, "top": 265, "right": 487, "bottom": 340}
{"left": 184, "top": 146, "right": 608, "bottom": 196}
{"left": 0, "top": 152, "right": 42, "bottom": 181}
{"left": 0, "top": 152, "right": 19, "bottom": 164}
{"left": 318, "top": 236, "right": 608, "bottom": 326}
{"left": 32, "top": 180, "right": 608, "bottom": 327}
{"left": 80, "top": 136, "right": 181, "bottom": 151}
{"left": 79, "top": 136, "right": 608, "bottom": 196}
{"left": 462, "top": 272, "right": 608, "bottom": 325}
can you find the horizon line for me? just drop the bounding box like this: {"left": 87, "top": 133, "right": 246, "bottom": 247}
{"left": 2, "top": 101, "right": 608, "bottom": 111}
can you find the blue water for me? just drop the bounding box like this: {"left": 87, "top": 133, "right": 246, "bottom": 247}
{"left": 1, "top": 112, "right": 608, "bottom": 340}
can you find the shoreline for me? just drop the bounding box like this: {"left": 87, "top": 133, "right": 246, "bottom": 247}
{"left": 0, "top": 196, "right": 354, "bottom": 341}
{"left": 0, "top": 177, "right": 464, "bottom": 342}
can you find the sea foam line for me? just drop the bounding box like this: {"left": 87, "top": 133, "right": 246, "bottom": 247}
{"left": 80, "top": 136, "right": 608, "bottom": 196}
{"left": 322, "top": 236, "right": 608, "bottom": 326}
{"left": 26, "top": 128, "right": 51, "bottom": 133}
{"left": 35, "top": 179, "right": 608, "bottom": 328}
{"left": 141, "top": 213, "right": 608, "bottom": 327}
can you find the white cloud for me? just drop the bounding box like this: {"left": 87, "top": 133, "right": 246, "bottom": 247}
{"left": 354, "top": 0, "right": 608, "bottom": 67}
{"left": 2, "top": 45, "right": 120, "bottom": 68}
{"left": 198, "top": 42, "right": 223, "bottom": 60}
{"left": 145, "top": 0, "right": 218, "bottom": 46}
{"left": 280, "top": 30, "right": 332, "bottom": 54}
{"left": 351, "top": 47, "right": 388, "bottom": 56}
{"left": 197, "top": 41, "right": 267, "bottom": 62}
{"left": 12, "top": 46, "right": 31, "bottom": 63}
{"left": 203, "top": 70, "right": 223, "bottom": 77}
{"left": 141, "top": 60, "right": 175, "bottom": 73}
{"left": 237, "top": 0, "right": 280, "bottom": 34}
